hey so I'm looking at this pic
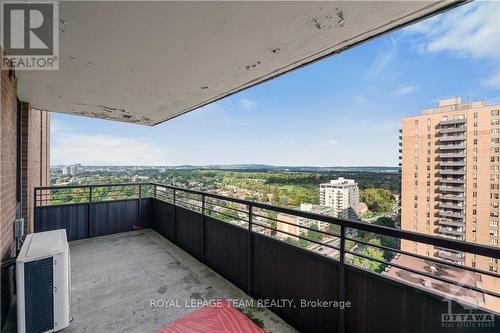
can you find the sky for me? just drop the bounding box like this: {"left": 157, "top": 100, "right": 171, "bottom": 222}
{"left": 51, "top": 1, "right": 500, "bottom": 167}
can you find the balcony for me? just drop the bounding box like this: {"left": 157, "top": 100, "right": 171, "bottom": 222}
{"left": 67, "top": 229, "right": 293, "bottom": 333}
{"left": 438, "top": 169, "right": 465, "bottom": 176}
{"left": 438, "top": 227, "right": 464, "bottom": 237}
{"left": 437, "top": 144, "right": 466, "bottom": 151}
{"left": 437, "top": 161, "right": 465, "bottom": 167}
{"left": 437, "top": 127, "right": 466, "bottom": 134}
{"left": 437, "top": 219, "right": 464, "bottom": 228}
{"left": 439, "top": 178, "right": 465, "bottom": 184}
{"left": 438, "top": 135, "right": 466, "bottom": 142}
{"left": 21, "top": 182, "right": 500, "bottom": 333}
{"left": 439, "top": 119, "right": 466, "bottom": 126}
{"left": 437, "top": 152, "right": 466, "bottom": 158}
{"left": 438, "top": 210, "right": 464, "bottom": 219}
{"left": 438, "top": 202, "right": 464, "bottom": 210}
{"left": 438, "top": 194, "right": 465, "bottom": 201}
{"left": 438, "top": 186, "right": 464, "bottom": 193}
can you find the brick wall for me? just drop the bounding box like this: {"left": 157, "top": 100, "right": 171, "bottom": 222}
{"left": 0, "top": 57, "right": 18, "bottom": 329}
{"left": 0, "top": 50, "right": 50, "bottom": 327}
{"left": 21, "top": 103, "right": 50, "bottom": 234}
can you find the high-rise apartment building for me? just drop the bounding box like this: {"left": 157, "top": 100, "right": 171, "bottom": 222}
{"left": 319, "top": 177, "right": 359, "bottom": 220}
{"left": 61, "top": 164, "right": 80, "bottom": 176}
{"left": 400, "top": 97, "right": 500, "bottom": 275}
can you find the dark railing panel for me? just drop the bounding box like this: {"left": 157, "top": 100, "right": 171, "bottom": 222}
{"left": 34, "top": 183, "right": 500, "bottom": 333}
{"left": 252, "top": 233, "right": 340, "bottom": 333}
{"left": 152, "top": 200, "right": 175, "bottom": 240}
{"left": 34, "top": 203, "right": 88, "bottom": 241}
{"left": 175, "top": 206, "right": 203, "bottom": 261}
{"left": 204, "top": 216, "right": 249, "bottom": 292}
{"left": 344, "top": 266, "right": 500, "bottom": 333}
{"left": 140, "top": 198, "right": 153, "bottom": 228}
{"left": 90, "top": 199, "right": 138, "bottom": 237}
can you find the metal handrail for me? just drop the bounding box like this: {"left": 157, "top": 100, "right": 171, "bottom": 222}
{"left": 35, "top": 182, "right": 500, "bottom": 260}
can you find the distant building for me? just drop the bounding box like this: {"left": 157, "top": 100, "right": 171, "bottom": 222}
{"left": 358, "top": 202, "right": 369, "bottom": 215}
{"left": 61, "top": 164, "right": 81, "bottom": 176}
{"left": 276, "top": 213, "right": 299, "bottom": 240}
{"left": 319, "top": 177, "right": 360, "bottom": 220}
{"left": 276, "top": 203, "right": 338, "bottom": 240}
{"left": 61, "top": 165, "right": 70, "bottom": 175}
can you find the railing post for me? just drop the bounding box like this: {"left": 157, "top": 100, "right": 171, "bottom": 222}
{"left": 247, "top": 204, "right": 253, "bottom": 296}
{"left": 173, "top": 188, "right": 177, "bottom": 242}
{"left": 201, "top": 194, "right": 206, "bottom": 263}
{"left": 153, "top": 184, "right": 157, "bottom": 199}
{"left": 33, "top": 188, "right": 38, "bottom": 232}
{"left": 338, "top": 224, "right": 346, "bottom": 333}
{"left": 137, "top": 184, "right": 142, "bottom": 226}
{"left": 88, "top": 186, "right": 93, "bottom": 238}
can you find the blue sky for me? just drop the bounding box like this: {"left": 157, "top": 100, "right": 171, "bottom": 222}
{"left": 51, "top": 1, "right": 500, "bottom": 167}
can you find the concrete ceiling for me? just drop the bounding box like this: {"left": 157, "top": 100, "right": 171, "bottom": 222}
{"left": 15, "top": 1, "right": 463, "bottom": 125}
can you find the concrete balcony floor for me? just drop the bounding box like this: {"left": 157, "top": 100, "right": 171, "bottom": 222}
{"left": 4, "top": 229, "right": 296, "bottom": 333}
{"left": 67, "top": 229, "right": 297, "bottom": 332}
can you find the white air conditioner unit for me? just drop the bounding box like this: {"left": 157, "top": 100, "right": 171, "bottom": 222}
{"left": 16, "top": 229, "right": 71, "bottom": 333}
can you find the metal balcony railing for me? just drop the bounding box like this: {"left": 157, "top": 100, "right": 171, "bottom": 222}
{"left": 33, "top": 182, "right": 500, "bottom": 331}
{"left": 437, "top": 218, "right": 464, "bottom": 228}
{"left": 437, "top": 127, "right": 466, "bottom": 134}
{"left": 437, "top": 161, "right": 465, "bottom": 167}
{"left": 438, "top": 169, "right": 465, "bottom": 175}
{"left": 438, "top": 194, "right": 465, "bottom": 201}
{"left": 438, "top": 135, "right": 466, "bottom": 142}
{"left": 438, "top": 210, "right": 464, "bottom": 219}
{"left": 438, "top": 202, "right": 465, "bottom": 210}
{"left": 438, "top": 227, "right": 464, "bottom": 237}
{"left": 439, "top": 119, "right": 466, "bottom": 126}
{"left": 439, "top": 178, "right": 465, "bottom": 184}
{"left": 438, "top": 185, "right": 464, "bottom": 193}
{"left": 437, "top": 151, "right": 466, "bottom": 158}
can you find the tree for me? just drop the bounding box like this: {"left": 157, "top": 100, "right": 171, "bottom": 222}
{"left": 373, "top": 217, "right": 396, "bottom": 228}
{"left": 361, "top": 188, "right": 395, "bottom": 214}
{"left": 373, "top": 217, "right": 399, "bottom": 250}
{"left": 348, "top": 238, "right": 385, "bottom": 272}
{"left": 306, "top": 223, "right": 323, "bottom": 243}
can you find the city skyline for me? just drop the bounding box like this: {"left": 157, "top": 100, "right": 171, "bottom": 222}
{"left": 51, "top": 1, "right": 500, "bottom": 167}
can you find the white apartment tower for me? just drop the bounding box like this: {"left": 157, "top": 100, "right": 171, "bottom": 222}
{"left": 319, "top": 177, "right": 360, "bottom": 220}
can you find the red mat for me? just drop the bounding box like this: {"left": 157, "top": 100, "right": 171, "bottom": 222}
{"left": 155, "top": 299, "right": 265, "bottom": 333}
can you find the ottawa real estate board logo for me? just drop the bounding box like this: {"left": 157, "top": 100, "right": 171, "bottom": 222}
{"left": 440, "top": 274, "right": 495, "bottom": 329}
{"left": 1, "top": 1, "right": 59, "bottom": 70}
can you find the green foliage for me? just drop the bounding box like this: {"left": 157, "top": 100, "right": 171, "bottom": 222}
{"left": 348, "top": 238, "right": 386, "bottom": 273}
{"left": 284, "top": 236, "right": 309, "bottom": 248}
{"left": 373, "top": 217, "right": 396, "bottom": 228}
{"left": 52, "top": 169, "right": 401, "bottom": 209}
{"left": 306, "top": 223, "right": 323, "bottom": 243}
{"left": 361, "top": 188, "right": 396, "bottom": 214}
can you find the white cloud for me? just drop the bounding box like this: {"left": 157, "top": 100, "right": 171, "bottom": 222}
{"left": 52, "top": 133, "right": 173, "bottom": 165}
{"left": 482, "top": 70, "right": 500, "bottom": 88}
{"left": 406, "top": 1, "right": 500, "bottom": 59}
{"left": 393, "top": 85, "right": 417, "bottom": 96}
{"left": 238, "top": 98, "right": 258, "bottom": 110}
{"left": 366, "top": 35, "right": 400, "bottom": 76}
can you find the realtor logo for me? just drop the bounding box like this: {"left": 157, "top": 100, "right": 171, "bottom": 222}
{"left": 440, "top": 274, "right": 495, "bottom": 329}
{"left": 1, "top": 1, "right": 59, "bottom": 70}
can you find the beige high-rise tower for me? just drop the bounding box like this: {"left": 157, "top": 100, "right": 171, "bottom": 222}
{"left": 400, "top": 97, "right": 499, "bottom": 274}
